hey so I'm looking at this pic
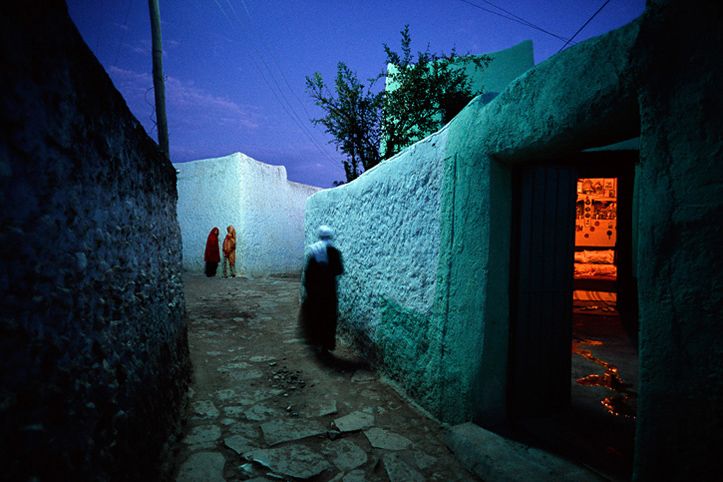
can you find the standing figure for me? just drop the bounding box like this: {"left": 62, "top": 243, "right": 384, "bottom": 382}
{"left": 300, "top": 225, "right": 344, "bottom": 355}
{"left": 222, "top": 225, "right": 236, "bottom": 278}
{"left": 204, "top": 227, "right": 221, "bottom": 277}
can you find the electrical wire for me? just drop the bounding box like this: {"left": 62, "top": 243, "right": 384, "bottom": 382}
{"left": 237, "top": 0, "right": 321, "bottom": 133}
{"left": 458, "top": 0, "right": 577, "bottom": 46}
{"left": 213, "top": 0, "right": 340, "bottom": 170}
{"left": 557, "top": 0, "right": 611, "bottom": 53}
{"left": 232, "top": 0, "right": 338, "bottom": 165}
{"left": 113, "top": 0, "right": 134, "bottom": 67}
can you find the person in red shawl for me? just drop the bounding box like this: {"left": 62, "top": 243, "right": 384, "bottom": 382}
{"left": 204, "top": 227, "right": 221, "bottom": 277}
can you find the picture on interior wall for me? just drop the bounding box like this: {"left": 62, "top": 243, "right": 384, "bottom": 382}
{"left": 574, "top": 178, "right": 618, "bottom": 294}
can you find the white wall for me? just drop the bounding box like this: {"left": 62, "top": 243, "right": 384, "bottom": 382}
{"left": 175, "top": 152, "right": 321, "bottom": 276}
{"left": 304, "top": 132, "right": 448, "bottom": 349}
{"left": 464, "top": 39, "right": 535, "bottom": 95}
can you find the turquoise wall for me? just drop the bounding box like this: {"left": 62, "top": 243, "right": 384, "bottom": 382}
{"left": 307, "top": 5, "right": 723, "bottom": 479}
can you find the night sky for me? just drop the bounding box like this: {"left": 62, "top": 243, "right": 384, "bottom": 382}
{"left": 67, "top": 0, "right": 646, "bottom": 187}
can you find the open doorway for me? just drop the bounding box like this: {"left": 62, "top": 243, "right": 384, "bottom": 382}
{"left": 508, "top": 151, "right": 639, "bottom": 481}
{"left": 569, "top": 169, "right": 639, "bottom": 480}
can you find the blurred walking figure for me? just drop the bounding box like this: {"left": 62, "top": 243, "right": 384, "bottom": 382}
{"left": 222, "top": 225, "right": 236, "bottom": 278}
{"left": 300, "top": 225, "right": 343, "bottom": 356}
{"left": 204, "top": 227, "right": 221, "bottom": 277}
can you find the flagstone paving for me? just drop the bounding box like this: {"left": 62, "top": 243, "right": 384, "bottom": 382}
{"left": 172, "top": 273, "right": 480, "bottom": 482}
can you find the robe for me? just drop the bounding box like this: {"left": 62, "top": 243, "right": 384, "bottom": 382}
{"left": 300, "top": 244, "right": 343, "bottom": 351}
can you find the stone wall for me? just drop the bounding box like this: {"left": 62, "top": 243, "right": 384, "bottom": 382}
{"left": 631, "top": 1, "right": 723, "bottom": 479}
{"left": 175, "top": 153, "right": 321, "bottom": 276}
{"left": 0, "top": 2, "right": 190, "bottom": 481}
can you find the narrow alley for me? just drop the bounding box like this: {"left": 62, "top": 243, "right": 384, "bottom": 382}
{"left": 172, "top": 273, "right": 481, "bottom": 482}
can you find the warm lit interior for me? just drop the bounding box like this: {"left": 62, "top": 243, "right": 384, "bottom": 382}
{"left": 573, "top": 178, "right": 618, "bottom": 308}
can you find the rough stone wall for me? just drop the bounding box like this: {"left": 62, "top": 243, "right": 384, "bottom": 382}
{"left": 304, "top": 133, "right": 447, "bottom": 361}
{"left": 631, "top": 1, "right": 723, "bottom": 480}
{"left": 0, "top": 2, "right": 190, "bottom": 481}
{"left": 175, "top": 152, "right": 321, "bottom": 276}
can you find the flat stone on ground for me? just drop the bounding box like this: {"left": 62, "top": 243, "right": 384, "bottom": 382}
{"left": 249, "top": 355, "right": 276, "bottom": 363}
{"left": 191, "top": 400, "right": 220, "bottom": 419}
{"left": 351, "top": 370, "right": 377, "bottom": 383}
{"left": 260, "top": 418, "right": 326, "bottom": 446}
{"left": 341, "top": 469, "right": 367, "bottom": 482}
{"left": 244, "top": 444, "right": 332, "bottom": 479}
{"left": 363, "top": 427, "right": 413, "bottom": 450}
{"left": 224, "top": 434, "right": 257, "bottom": 455}
{"left": 383, "top": 453, "right": 425, "bottom": 482}
{"left": 177, "top": 452, "right": 226, "bottom": 482}
{"left": 184, "top": 425, "right": 222, "bottom": 445}
{"left": 326, "top": 438, "right": 368, "bottom": 471}
{"left": 317, "top": 398, "right": 338, "bottom": 417}
{"left": 244, "top": 404, "right": 285, "bottom": 422}
{"left": 333, "top": 411, "right": 374, "bottom": 432}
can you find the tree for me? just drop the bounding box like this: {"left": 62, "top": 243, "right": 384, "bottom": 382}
{"left": 305, "top": 64, "right": 383, "bottom": 183}
{"left": 306, "top": 26, "right": 490, "bottom": 184}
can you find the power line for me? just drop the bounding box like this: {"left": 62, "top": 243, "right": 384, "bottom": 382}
{"left": 213, "top": 0, "right": 340, "bottom": 170}
{"left": 458, "top": 0, "right": 577, "bottom": 46}
{"left": 557, "top": 0, "right": 612, "bottom": 53}
{"left": 232, "top": 0, "right": 337, "bottom": 165}
{"left": 237, "top": 0, "right": 320, "bottom": 131}
{"left": 113, "top": 0, "right": 134, "bottom": 67}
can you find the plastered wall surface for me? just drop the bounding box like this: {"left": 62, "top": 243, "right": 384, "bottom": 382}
{"left": 306, "top": 2, "right": 723, "bottom": 479}
{"left": 630, "top": 1, "right": 723, "bottom": 480}
{"left": 175, "top": 152, "right": 321, "bottom": 276}
{"left": 307, "top": 38, "right": 540, "bottom": 420}
{"left": 305, "top": 39, "right": 538, "bottom": 419}
{"left": 462, "top": 39, "right": 535, "bottom": 95}
{"left": 304, "top": 132, "right": 448, "bottom": 358}
{"left": 0, "top": 1, "right": 190, "bottom": 480}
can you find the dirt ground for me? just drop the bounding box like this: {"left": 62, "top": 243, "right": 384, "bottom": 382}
{"left": 172, "top": 273, "right": 480, "bottom": 482}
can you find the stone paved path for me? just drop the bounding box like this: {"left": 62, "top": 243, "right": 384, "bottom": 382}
{"left": 172, "top": 273, "right": 481, "bottom": 482}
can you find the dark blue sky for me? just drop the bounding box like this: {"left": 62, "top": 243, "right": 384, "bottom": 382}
{"left": 67, "top": 0, "right": 645, "bottom": 187}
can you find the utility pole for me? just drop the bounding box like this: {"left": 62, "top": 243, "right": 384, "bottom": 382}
{"left": 148, "top": 0, "right": 169, "bottom": 159}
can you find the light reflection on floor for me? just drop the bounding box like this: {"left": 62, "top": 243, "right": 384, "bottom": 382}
{"left": 573, "top": 338, "right": 638, "bottom": 419}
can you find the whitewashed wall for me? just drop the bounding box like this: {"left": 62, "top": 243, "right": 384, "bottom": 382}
{"left": 304, "top": 131, "right": 448, "bottom": 350}
{"left": 175, "top": 152, "right": 321, "bottom": 276}
{"left": 306, "top": 40, "right": 534, "bottom": 352}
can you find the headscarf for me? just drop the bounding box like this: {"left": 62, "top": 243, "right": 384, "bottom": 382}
{"left": 223, "top": 225, "right": 236, "bottom": 255}
{"left": 204, "top": 227, "right": 221, "bottom": 263}
{"left": 309, "top": 225, "right": 334, "bottom": 265}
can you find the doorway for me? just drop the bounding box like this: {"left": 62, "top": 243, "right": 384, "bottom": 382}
{"left": 508, "top": 151, "right": 639, "bottom": 481}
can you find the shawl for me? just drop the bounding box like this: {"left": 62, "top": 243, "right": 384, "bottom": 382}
{"left": 309, "top": 239, "right": 332, "bottom": 265}
{"left": 204, "top": 227, "right": 221, "bottom": 263}
{"left": 309, "top": 225, "right": 335, "bottom": 265}
{"left": 223, "top": 225, "right": 236, "bottom": 255}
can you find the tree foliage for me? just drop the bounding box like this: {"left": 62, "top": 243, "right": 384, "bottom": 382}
{"left": 305, "top": 65, "right": 382, "bottom": 183}
{"left": 306, "top": 25, "right": 490, "bottom": 184}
